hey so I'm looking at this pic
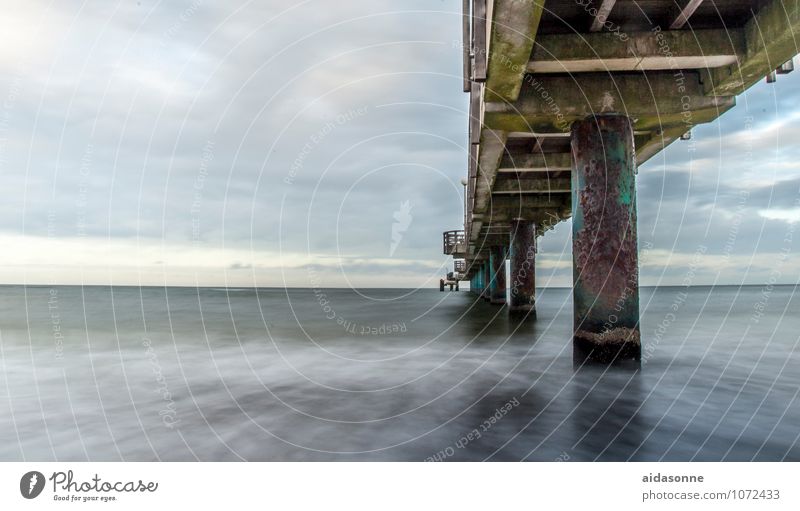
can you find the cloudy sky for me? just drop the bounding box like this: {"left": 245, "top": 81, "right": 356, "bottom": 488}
{"left": 0, "top": 0, "right": 798, "bottom": 288}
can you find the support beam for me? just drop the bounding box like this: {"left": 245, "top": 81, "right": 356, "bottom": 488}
{"left": 472, "top": 129, "right": 508, "bottom": 213}
{"left": 484, "top": 72, "right": 736, "bottom": 134}
{"left": 571, "top": 115, "right": 640, "bottom": 365}
{"left": 472, "top": 0, "right": 487, "bottom": 81}
{"left": 636, "top": 125, "right": 692, "bottom": 164}
{"left": 509, "top": 219, "right": 536, "bottom": 314}
{"left": 462, "top": 0, "right": 471, "bottom": 92}
{"left": 498, "top": 152, "right": 571, "bottom": 172}
{"left": 490, "top": 194, "right": 570, "bottom": 210}
{"left": 492, "top": 178, "right": 571, "bottom": 194}
{"left": 477, "top": 208, "right": 572, "bottom": 227}
{"left": 528, "top": 29, "right": 743, "bottom": 74}
{"left": 484, "top": 0, "right": 545, "bottom": 103}
{"left": 704, "top": 0, "right": 800, "bottom": 96}
{"left": 590, "top": 0, "right": 617, "bottom": 32}
{"left": 670, "top": 0, "right": 705, "bottom": 30}
{"left": 489, "top": 245, "right": 507, "bottom": 305}
{"left": 469, "top": 82, "right": 482, "bottom": 145}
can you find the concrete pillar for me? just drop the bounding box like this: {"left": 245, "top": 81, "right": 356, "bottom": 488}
{"left": 509, "top": 219, "right": 536, "bottom": 314}
{"left": 571, "top": 114, "right": 640, "bottom": 364}
{"left": 483, "top": 261, "right": 491, "bottom": 301}
{"left": 489, "top": 245, "right": 506, "bottom": 305}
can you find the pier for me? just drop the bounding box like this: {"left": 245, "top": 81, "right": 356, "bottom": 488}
{"left": 443, "top": 0, "right": 798, "bottom": 364}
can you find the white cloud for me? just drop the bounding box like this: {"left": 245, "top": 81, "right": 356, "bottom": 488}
{"left": 758, "top": 208, "right": 800, "bottom": 223}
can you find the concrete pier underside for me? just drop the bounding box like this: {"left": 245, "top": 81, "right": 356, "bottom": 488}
{"left": 450, "top": 0, "right": 797, "bottom": 364}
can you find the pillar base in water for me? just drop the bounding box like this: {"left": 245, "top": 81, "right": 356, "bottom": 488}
{"left": 573, "top": 328, "right": 641, "bottom": 366}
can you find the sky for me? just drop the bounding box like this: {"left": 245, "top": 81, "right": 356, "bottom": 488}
{"left": 0, "top": 0, "right": 798, "bottom": 288}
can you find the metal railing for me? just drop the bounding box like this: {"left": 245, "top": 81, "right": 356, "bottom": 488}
{"left": 443, "top": 230, "right": 467, "bottom": 256}
{"left": 454, "top": 259, "right": 466, "bottom": 273}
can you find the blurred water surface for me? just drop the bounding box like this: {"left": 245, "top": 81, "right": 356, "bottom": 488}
{"left": 0, "top": 285, "right": 798, "bottom": 461}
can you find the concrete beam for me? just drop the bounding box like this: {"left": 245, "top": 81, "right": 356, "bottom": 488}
{"left": 528, "top": 29, "right": 743, "bottom": 74}
{"left": 590, "top": 0, "right": 618, "bottom": 32}
{"left": 704, "top": 0, "right": 800, "bottom": 96}
{"left": 470, "top": 219, "right": 483, "bottom": 241}
{"left": 498, "top": 152, "right": 571, "bottom": 172}
{"left": 469, "top": 82, "right": 482, "bottom": 144}
{"left": 472, "top": 129, "right": 508, "bottom": 214}
{"left": 472, "top": 0, "right": 487, "bottom": 81}
{"left": 483, "top": 72, "right": 735, "bottom": 133}
{"left": 636, "top": 125, "right": 693, "bottom": 164}
{"left": 476, "top": 205, "right": 570, "bottom": 225}
{"left": 489, "top": 194, "right": 570, "bottom": 211}
{"left": 462, "top": 0, "right": 470, "bottom": 92}
{"left": 670, "top": 0, "right": 705, "bottom": 30}
{"left": 492, "top": 178, "right": 571, "bottom": 194}
{"left": 484, "top": 0, "right": 545, "bottom": 103}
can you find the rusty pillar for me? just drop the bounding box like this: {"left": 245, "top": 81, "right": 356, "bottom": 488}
{"left": 571, "top": 114, "right": 640, "bottom": 364}
{"left": 509, "top": 219, "right": 536, "bottom": 314}
{"left": 489, "top": 245, "right": 507, "bottom": 305}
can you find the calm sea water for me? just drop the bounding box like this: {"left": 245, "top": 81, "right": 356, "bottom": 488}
{"left": 0, "top": 285, "right": 798, "bottom": 461}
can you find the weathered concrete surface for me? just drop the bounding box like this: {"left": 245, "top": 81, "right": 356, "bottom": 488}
{"left": 571, "top": 115, "right": 640, "bottom": 364}
{"left": 705, "top": 0, "right": 800, "bottom": 96}
{"left": 484, "top": 0, "right": 545, "bottom": 103}
{"left": 489, "top": 245, "right": 507, "bottom": 305}
{"left": 509, "top": 219, "right": 536, "bottom": 314}
{"left": 529, "top": 29, "right": 743, "bottom": 74}
{"left": 492, "top": 178, "right": 571, "bottom": 194}
{"left": 498, "top": 152, "right": 571, "bottom": 172}
{"left": 473, "top": 130, "right": 508, "bottom": 211}
{"left": 483, "top": 72, "right": 736, "bottom": 134}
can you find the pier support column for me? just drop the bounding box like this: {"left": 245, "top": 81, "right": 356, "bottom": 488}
{"left": 571, "top": 115, "right": 640, "bottom": 364}
{"left": 509, "top": 219, "right": 536, "bottom": 314}
{"left": 483, "top": 261, "right": 491, "bottom": 301}
{"left": 489, "top": 245, "right": 506, "bottom": 305}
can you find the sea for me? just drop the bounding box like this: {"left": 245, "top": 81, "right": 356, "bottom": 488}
{"left": 0, "top": 285, "right": 798, "bottom": 461}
